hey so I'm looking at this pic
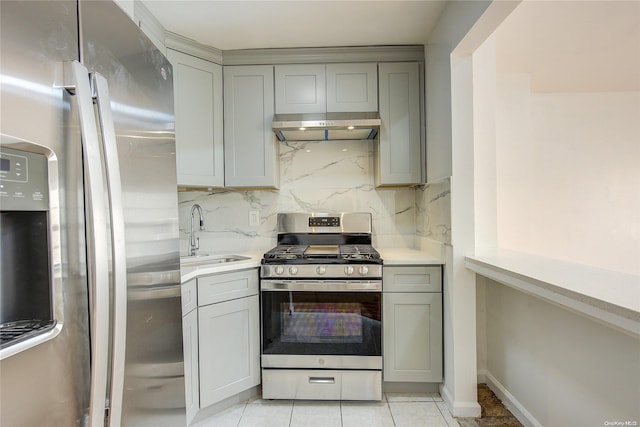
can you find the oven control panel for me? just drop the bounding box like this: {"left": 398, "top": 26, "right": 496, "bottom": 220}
{"left": 309, "top": 217, "right": 340, "bottom": 227}
{"left": 261, "top": 264, "right": 382, "bottom": 279}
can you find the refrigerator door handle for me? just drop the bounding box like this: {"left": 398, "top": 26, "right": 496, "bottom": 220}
{"left": 62, "top": 61, "right": 110, "bottom": 427}
{"left": 91, "top": 72, "right": 128, "bottom": 427}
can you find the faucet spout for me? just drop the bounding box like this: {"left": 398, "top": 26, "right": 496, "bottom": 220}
{"left": 189, "top": 204, "right": 204, "bottom": 256}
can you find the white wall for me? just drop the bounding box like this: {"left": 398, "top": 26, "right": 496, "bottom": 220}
{"left": 426, "top": 0, "right": 519, "bottom": 417}
{"left": 482, "top": 276, "right": 640, "bottom": 427}
{"left": 496, "top": 81, "right": 640, "bottom": 275}
{"left": 471, "top": 3, "right": 640, "bottom": 426}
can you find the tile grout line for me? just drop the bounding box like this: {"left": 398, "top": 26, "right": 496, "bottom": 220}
{"left": 288, "top": 399, "right": 295, "bottom": 427}
{"left": 235, "top": 400, "right": 249, "bottom": 427}
{"left": 434, "top": 400, "right": 454, "bottom": 427}
{"left": 385, "top": 393, "right": 398, "bottom": 427}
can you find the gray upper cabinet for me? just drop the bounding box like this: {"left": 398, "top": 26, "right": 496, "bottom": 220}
{"left": 275, "top": 64, "right": 326, "bottom": 114}
{"left": 167, "top": 49, "right": 224, "bottom": 188}
{"left": 376, "top": 62, "right": 422, "bottom": 186}
{"left": 275, "top": 63, "right": 379, "bottom": 114}
{"left": 224, "top": 65, "right": 279, "bottom": 188}
{"left": 326, "top": 63, "right": 378, "bottom": 112}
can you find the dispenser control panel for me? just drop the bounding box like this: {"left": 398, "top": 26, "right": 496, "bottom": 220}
{"left": 0, "top": 146, "right": 49, "bottom": 211}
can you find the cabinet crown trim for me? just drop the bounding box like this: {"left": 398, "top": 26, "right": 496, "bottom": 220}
{"left": 222, "top": 45, "right": 425, "bottom": 66}
{"left": 166, "top": 31, "right": 224, "bottom": 64}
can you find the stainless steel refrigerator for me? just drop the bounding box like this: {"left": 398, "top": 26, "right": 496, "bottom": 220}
{"left": 0, "top": 1, "right": 185, "bottom": 426}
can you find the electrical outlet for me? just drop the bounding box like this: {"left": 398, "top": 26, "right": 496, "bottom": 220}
{"left": 249, "top": 210, "right": 260, "bottom": 227}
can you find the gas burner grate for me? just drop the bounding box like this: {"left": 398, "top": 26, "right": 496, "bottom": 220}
{"left": 263, "top": 245, "right": 308, "bottom": 260}
{"left": 339, "top": 245, "right": 381, "bottom": 260}
{"left": 0, "top": 319, "right": 56, "bottom": 349}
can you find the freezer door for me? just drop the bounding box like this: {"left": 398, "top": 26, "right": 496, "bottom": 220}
{"left": 79, "top": 2, "right": 186, "bottom": 426}
{"left": 0, "top": 1, "right": 92, "bottom": 426}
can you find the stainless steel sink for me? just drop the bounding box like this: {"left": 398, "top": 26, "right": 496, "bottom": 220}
{"left": 180, "top": 254, "right": 251, "bottom": 266}
{"left": 183, "top": 253, "right": 211, "bottom": 259}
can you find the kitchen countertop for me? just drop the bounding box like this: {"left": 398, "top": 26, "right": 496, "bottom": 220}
{"left": 466, "top": 249, "right": 640, "bottom": 336}
{"left": 180, "top": 251, "right": 264, "bottom": 283}
{"left": 180, "top": 247, "right": 444, "bottom": 283}
{"left": 379, "top": 247, "right": 443, "bottom": 265}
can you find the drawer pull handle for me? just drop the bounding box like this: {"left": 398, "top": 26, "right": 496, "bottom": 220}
{"left": 309, "top": 377, "right": 335, "bottom": 384}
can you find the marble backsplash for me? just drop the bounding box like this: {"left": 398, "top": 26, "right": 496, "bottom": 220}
{"left": 416, "top": 177, "right": 451, "bottom": 244}
{"left": 178, "top": 140, "right": 450, "bottom": 255}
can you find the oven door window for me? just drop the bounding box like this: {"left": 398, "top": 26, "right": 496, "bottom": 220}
{"left": 261, "top": 290, "right": 381, "bottom": 356}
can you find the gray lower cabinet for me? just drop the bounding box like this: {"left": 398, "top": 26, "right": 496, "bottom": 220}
{"left": 182, "top": 308, "right": 199, "bottom": 424}
{"left": 223, "top": 65, "right": 278, "bottom": 188}
{"left": 167, "top": 49, "right": 224, "bottom": 188}
{"left": 181, "top": 279, "right": 199, "bottom": 425}
{"left": 383, "top": 266, "right": 443, "bottom": 382}
{"left": 181, "top": 269, "right": 260, "bottom": 424}
{"left": 196, "top": 268, "right": 260, "bottom": 408}
{"left": 198, "top": 294, "right": 260, "bottom": 407}
{"left": 376, "top": 62, "right": 422, "bottom": 186}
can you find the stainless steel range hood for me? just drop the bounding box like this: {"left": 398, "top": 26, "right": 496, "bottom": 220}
{"left": 272, "top": 112, "right": 381, "bottom": 142}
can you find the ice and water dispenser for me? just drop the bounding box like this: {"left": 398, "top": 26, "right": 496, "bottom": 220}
{"left": 0, "top": 146, "right": 55, "bottom": 351}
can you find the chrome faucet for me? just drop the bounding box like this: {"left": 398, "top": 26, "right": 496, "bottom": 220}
{"left": 189, "top": 204, "right": 205, "bottom": 256}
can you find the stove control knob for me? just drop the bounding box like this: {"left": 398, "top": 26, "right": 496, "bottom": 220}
{"left": 275, "top": 266, "right": 284, "bottom": 275}
{"left": 358, "top": 266, "right": 369, "bottom": 276}
{"left": 344, "top": 266, "right": 355, "bottom": 275}
{"left": 316, "top": 266, "right": 327, "bottom": 275}
{"left": 289, "top": 266, "right": 299, "bottom": 275}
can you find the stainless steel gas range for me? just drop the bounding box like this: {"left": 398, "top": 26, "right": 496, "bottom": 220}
{"left": 260, "top": 212, "right": 382, "bottom": 401}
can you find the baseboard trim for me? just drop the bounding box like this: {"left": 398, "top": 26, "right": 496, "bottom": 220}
{"left": 439, "top": 383, "right": 481, "bottom": 418}
{"left": 483, "top": 372, "right": 543, "bottom": 427}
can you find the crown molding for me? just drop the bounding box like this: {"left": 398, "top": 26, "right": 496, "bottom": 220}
{"left": 165, "top": 32, "right": 224, "bottom": 64}
{"left": 133, "top": 1, "right": 166, "bottom": 52}
{"left": 222, "top": 45, "right": 424, "bottom": 66}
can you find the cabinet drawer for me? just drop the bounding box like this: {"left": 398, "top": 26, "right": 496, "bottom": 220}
{"left": 383, "top": 266, "right": 441, "bottom": 293}
{"left": 181, "top": 279, "right": 197, "bottom": 315}
{"left": 197, "top": 269, "right": 258, "bottom": 306}
{"left": 262, "top": 369, "right": 382, "bottom": 400}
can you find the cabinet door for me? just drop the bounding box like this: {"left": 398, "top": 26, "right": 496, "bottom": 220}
{"left": 182, "top": 309, "right": 199, "bottom": 424}
{"left": 181, "top": 278, "right": 197, "bottom": 315}
{"left": 223, "top": 65, "right": 278, "bottom": 188}
{"left": 275, "top": 64, "right": 326, "bottom": 114}
{"left": 326, "top": 63, "right": 378, "bottom": 112}
{"left": 198, "top": 295, "right": 260, "bottom": 407}
{"left": 383, "top": 292, "right": 442, "bottom": 382}
{"left": 376, "top": 62, "right": 421, "bottom": 186}
{"left": 168, "top": 49, "right": 224, "bottom": 187}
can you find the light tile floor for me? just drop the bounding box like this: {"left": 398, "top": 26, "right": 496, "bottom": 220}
{"left": 193, "top": 392, "right": 460, "bottom": 427}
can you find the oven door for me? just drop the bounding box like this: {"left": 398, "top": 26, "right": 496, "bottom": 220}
{"left": 260, "top": 279, "right": 382, "bottom": 370}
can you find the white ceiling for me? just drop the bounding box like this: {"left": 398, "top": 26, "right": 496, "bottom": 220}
{"left": 495, "top": 1, "right": 640, "bottom": 92}
{"left": 140, "top": 0, "right": 447, "bottom": 50}
{"left": 141, "top": 0, "right": 639, "bottom": 92}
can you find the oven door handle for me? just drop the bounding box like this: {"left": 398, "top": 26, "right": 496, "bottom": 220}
{"left": 260, "top": 280, "right": 381, "bottom": 292}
